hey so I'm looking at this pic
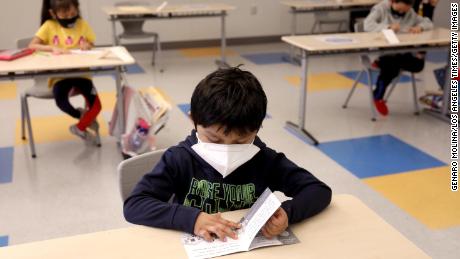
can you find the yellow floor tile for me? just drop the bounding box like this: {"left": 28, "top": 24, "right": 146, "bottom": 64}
{"left": 179, "top": 47, "right": 236, "bottom": 58}
{"left": 0, "top": 82, "right": 17, "bottom": 100}
{"left": 15, "top": 115, "right": 109, "bottom": 145}
{"left": 98, "top": 91, "right": 116, "bottom": 112}
{"left": 364, "top": 166, "right": 460, "bottom": 229}
{"left": 285, "top": 73, "right": 363, "bottom": 92}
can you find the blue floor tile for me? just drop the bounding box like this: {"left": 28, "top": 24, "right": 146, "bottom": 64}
{"left": 241, "top": 52, "right": 290, "bottom": 65}
{"left": 340, "top": 70, "right": 413, "bottom": 86}
{"left": 426, "top": 50, "right": 449, "bottom": 64}
{"left": 0, "top": 236, "right": 9, "bottom": 247}
{"left": 95, "top": 63, "right": 145, "bottom": 79}
{"left": 0, "top": 147, "right": 13, "bottom": 184}
{"left": 178, "top": 104, "right": 271, "bottom": 119}
{"left": 317, "top": 135, "right": 446, "bottom": 179}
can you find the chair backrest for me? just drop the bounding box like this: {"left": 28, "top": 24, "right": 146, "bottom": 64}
{"left": 354, "top": 21, "right": 365, "bottom": 33}
{"left": 16, "top": 37, "right": 33, "bottom": 49}
{"left": 117, "top": 149, "right": 166, "bottom": 201}
{"left": 115, "top": 1, "right": 151, "bottom": 35}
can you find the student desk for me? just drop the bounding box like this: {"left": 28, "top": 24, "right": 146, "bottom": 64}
{"left": 0, "top": 194, "right": 429, "bottom": 259}
{"left": 103, "top": 3, "right": 235, "bottom": 67}
{"left": 281, "top": 28, "right": 450, "bottom": 145}
{"left": 0, "top": 47, "right": 135, "bottom": 136}
{"left": 281, "top": 0, "right": 379, "bottom": 36}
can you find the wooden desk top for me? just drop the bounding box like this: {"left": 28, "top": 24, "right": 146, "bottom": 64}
{"left": 0, "top": 194, "right": 429, "bottom": 259}
{"left": 103, "top": 3, "right": 236, "bottom": 17}
{"left": 0, "top": 47, "right": 135, "bottom": 74}
{"left": 282, "top": 27, "right": 450, "bottom": 53}
{"left": 281, "top": 0, "right": 379, "bottom": 10}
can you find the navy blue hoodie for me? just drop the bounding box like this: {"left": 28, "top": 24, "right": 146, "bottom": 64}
{"left": 123, "top": 131, "right": 332, "bottom": 234}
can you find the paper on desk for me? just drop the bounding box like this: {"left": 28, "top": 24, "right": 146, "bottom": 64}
{"left": 109, "top": 46, "right": 134, "bottom": 63}
{"left": 182, "top": 188, "right": 293, "bottom": 259}
{"left": 156, "top": 1, "right": 168, "bottom": 12}
{"left": 70, "top": 50, "right": 105, "bottom": 55}
{"left": 382, "top": 29, "right": 400, "bottom": 44}
{"left": 318, "top": 36, "right": 358, "bottom": 44}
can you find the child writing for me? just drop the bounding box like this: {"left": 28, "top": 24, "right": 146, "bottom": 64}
{"left": 364, "top": 0, "right": 433, "bottom": 116}
{"left": 29, "top": 0, "right": 101, "bottom": 142}
{"left": 124, "top": 67, "right": 332, "bottom": 242}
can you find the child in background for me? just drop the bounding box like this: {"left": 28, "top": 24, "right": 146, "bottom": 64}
{"left": 29, "top": 0, "right": 101, "bottom": 142}
{"left": 364, "top": 0, "right": 433, "bottom": 115}
{"left": 124, "top": 67, "right": 332, "bottom": 242}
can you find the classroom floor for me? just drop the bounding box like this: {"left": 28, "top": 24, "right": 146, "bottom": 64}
{"left": 0, "top": 43, "right": 458, "bottom": 258}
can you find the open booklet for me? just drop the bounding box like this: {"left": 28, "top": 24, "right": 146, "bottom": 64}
{"left": 182, "top": 188, "right": 299, "bottom": 259}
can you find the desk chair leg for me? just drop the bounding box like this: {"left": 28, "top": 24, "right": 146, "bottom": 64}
{"left": 343, "top": 70, "right": 363, "bottom": 108}
{"left": 411, "top": 73, "right": 420, "bottom": 115}
{"left": 24, "top": 96, "right": 37, "bottom": 158}
{"left": 384, "top": 73, "right": 401, "bottom": 102}
{"left": 366, "top": 70, "right": 377, "bottom": 121}
{"left": 20, "top": 95, "right": 26, "bottom": 140}
{"left": 311, "top": 21, "right": 318, "bottom": 34}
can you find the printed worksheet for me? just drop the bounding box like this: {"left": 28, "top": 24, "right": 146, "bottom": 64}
{"left": 182, "top": 188, "right": 299, "bottom": 259}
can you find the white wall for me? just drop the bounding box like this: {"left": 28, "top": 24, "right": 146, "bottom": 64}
{"left": 1, "top": 0, "right": 449, "bottom": 50}
{"left": 0, "top": 0, "right": 322, "bottom": 49}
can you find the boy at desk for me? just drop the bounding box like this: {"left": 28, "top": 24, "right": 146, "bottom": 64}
{"left": 364, "top": 0, "right": 433, "bottom": 116}
{"left": 124, "top": 67, "right": 332, "bottom": 242}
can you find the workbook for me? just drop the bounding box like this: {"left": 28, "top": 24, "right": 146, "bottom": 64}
{"left": 182, "top": 188, "right": 299, "bottom": 259}
{"left": 0, "top": 48, "right": 34, "bottom": 61}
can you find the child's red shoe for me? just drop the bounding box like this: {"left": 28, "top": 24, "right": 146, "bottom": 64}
{"left": 374, "top": 100, "right": 389, "bottom": 116}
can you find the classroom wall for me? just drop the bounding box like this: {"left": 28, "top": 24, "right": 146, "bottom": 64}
{"left": 0, "top": 0, "right": 450, "bottom": 50}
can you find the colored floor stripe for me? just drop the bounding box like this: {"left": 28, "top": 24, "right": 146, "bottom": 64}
{"left": 0, "top": 236, "right": 8, "bottom": 247}
{"left": 242, "top": 52, "right": 290, "bottom": 65}
{"left": 15, "top": 115, "right": 109, "bottom": 145}
{"left": 316, "top": 134, "right": 446, "bottom": 179}
{"left": 0, "top": 147, "right": 14, "bottom": 184}
{"left": 178, "top": 103, "right": 271, "bottom": 119}
{"left": 426, "top": 50, "right": 449, "bottom": 64}
{"left": 95, "top": 63, "right": 145, "bottom": 79}
{"left": 364, "top": 166, "right": 460, "bottom": 229}
{"left": 0, "top": 82, "right": 17, "bottom": 100}
{"left": 179, "top": 47, "right": 236, "bottom": 58}
{"left": 284, "top": 73, "right": 360, "bottom": 92}
{"left": 339, "top": 70, "right": 413, "bottom": 86}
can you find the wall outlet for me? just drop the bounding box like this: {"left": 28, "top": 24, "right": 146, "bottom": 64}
{"left": 250, "top": 5, "right": 258, "bottom": 15}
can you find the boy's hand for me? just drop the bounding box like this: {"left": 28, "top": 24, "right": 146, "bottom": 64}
{"left": 193, "top": 212, "right": 241, "bottom": 242}
{"left": 52, "top": 47, "right": 70, "bottom": 55}
{"left": 261, "top": 208, "right": 288, "bottom": 239}
{"left": 388, "top": 23, "right": 400, "bottom": 32}
{"left": 79, "top": 39, "right": 92, "bottom": 50}
{"left": 409, "top": 26, "right": 423, "bottom": 34}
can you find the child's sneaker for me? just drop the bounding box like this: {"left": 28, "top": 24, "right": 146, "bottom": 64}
{"left": 89, "top": 120, "right": 99, "bottom": 133}
{"left": 374, "top": 99, "right": 389, "bottom": 116}
{"left": 69, "top": 124, "right": 89, "bottom": 141}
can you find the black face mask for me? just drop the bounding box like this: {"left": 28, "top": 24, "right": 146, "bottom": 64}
{"left": 390, "top": 7, "right": 406, "bottom": 18}
{"left": 56, "top": 15, "right": 79, "bottom": 28}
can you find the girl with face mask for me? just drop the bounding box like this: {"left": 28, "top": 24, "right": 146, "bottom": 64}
{"left": 28, "top": 0, "right": 102, "bottom": 143}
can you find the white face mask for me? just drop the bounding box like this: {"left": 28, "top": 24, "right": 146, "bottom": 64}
{"left": 191, "top": 133, "right": 260, "bottom": 178}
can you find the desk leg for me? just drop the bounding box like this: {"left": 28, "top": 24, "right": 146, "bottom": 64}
{"left": 115, "top": 66, "right": 125, "bottom": 138}
{"left": 111, "top": 18, "right": 118, "bottom": 46}
{"left": 285, "top": 50, "right": 319, "bottom": 145}
{"left": 216, "top": 11, "right": 229, "bottom": 68}
{"left": 289, "top": 8, "right": 296, "bottom": 60}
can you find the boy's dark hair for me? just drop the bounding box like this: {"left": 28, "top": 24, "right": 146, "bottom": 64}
{"left": 41, "top": 0, "right": 80, "bottom": 25}
{"left": 191, "top": 66, "right": 267, "bottom": 135}
{"left": 393, "top": 0, "right": 415, "bottom": 5}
